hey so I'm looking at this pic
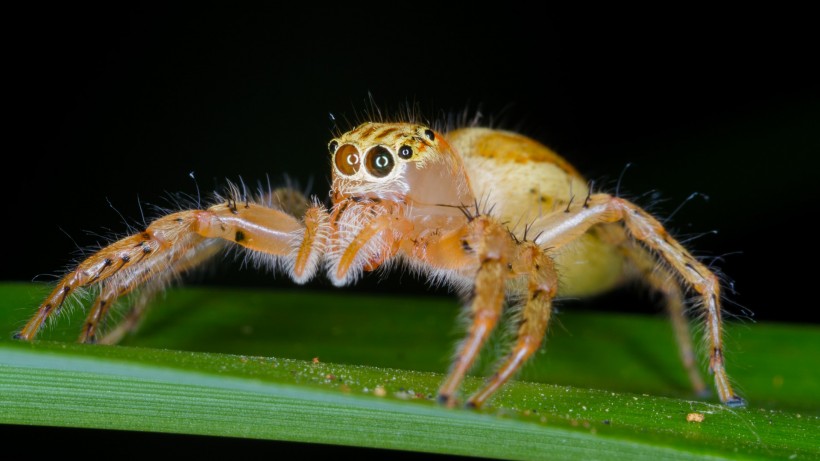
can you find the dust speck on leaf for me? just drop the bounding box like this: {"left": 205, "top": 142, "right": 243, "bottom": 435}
{"left": 687, "top": 413, "right": 705, "bottom": 423}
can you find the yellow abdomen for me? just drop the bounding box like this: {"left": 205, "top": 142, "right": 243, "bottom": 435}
{"left": 447, "top": 127, "right": 626, "bottom": 297}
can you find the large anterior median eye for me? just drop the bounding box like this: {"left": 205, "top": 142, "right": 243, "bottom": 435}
{"left": 334, "top": 144, "right": 361, "bottom": 176}
{"left": 365, "top": 146, "right": 395, "bottom": 178}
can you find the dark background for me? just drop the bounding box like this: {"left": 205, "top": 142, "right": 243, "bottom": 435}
{"left": 2, "top": 5, "right": 818, "bottom": 457}
{"left": 4, "top": 6, "right": 818, "bottom": 326}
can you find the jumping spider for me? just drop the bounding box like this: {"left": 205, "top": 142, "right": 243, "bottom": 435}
{"left": 16, "top": 121, "right": 746, "bottom": 408}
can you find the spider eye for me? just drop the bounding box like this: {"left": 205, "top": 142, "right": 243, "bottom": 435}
{"left": 365, "top": 146, "right": 395, "bottom": 178}
{"left": 328, "top": 140, "right": 339, "bottom": 154}
{"left": 423, "top": 129, "right": 435, "bottom": 142}
{"left": 398, "top": 145, "right": 413, "bottom": 159}
{"left": 334, "top": 144, "right": 361, "bottom": 176}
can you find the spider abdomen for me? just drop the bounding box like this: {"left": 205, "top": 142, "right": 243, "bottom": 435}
{"left": 451, "top": 127, "right": 625, "bottom": 297}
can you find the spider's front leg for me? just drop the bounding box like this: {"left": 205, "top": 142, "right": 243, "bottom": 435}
{"left": 532, "top": 194, "right": 745, "bottom": 407}
{"left": 327, "top": 200, "right": 413, "bottom": 286}
{"left": 466, "top": 239, "right": 558, "bottom": 408}
{"left": 422, "top": 215, "right": 559, "bottom": 408}
{"left": 16, "top": 193, "right": 328, "bottom": 343}
{"left": 94, "top": 239, "right": 226, "bottom": 344}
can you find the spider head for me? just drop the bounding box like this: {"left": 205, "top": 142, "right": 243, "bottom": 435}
{"left": 328, "top": 122, "right": 472, "bottom": 206}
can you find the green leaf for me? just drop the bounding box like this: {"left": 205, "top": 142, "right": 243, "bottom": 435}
{"left": 1, "top": 282, "right": 818, "bottom": 459}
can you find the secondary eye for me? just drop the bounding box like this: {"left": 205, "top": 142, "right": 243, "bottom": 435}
{"left": 328, "top": 140, "right": 339, "bottom": 154}
{"left": 365, "top": 146, "right": 395, "bottom": 178}
{"left": 398, "top": 145, "right": 413, "bottom": 159}
{"left": 423, "top": 128, "right": 435, "bottom": 141}
{"left": 334, "top": 144, "right": 360, "bottom": 176}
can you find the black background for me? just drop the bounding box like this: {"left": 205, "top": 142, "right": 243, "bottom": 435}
{"left": 4, "top": 6, "right": 818, "bottom": 323}
{"left": 3, "top": 4, "right": 818, "bottom": 457}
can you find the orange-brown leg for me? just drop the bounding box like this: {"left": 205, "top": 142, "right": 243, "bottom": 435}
{"left": 14, "top": 218, "right": 203, "bottom": 341}
{"left": 264, "top": 186, "right": 311, "bottom": 218}
{"left": 82, "top": 240, "right": 226, "bottom": 343}
{"left": 97, "top": 239, "right": 227, "bottom": 344}
{"left": 79, "top": 185, "right": 308, "bottom": 343}
{"left": 467, "top": 242, "right": 558, "bottom": 408}
{"left": 532, "top": 194, "right": 745, "bottom": 406}
{"left": 16, "top": 200, "right": 320, "bottom": 341}
{"left": 330, "top": 203, "right": 412, "bottom": 285}
{"left": 436, "top": 216, "right": 514, "bottom": 407}
{"left": 621, "top": 244, "right": 708, "bottom": 396}
{"left": 79, "top": 283, "right": 119, "bottom": 343}
{"left": 97, "top": 284, "right": 158, "bottom": 345}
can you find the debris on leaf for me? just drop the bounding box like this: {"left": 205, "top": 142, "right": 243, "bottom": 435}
{"left": 686, "top": 412, "right": 705, "bottom": 423}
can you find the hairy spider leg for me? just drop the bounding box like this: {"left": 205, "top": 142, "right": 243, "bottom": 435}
{"left": 433, "top": 216, "right": 512, "bottom": 407}
{"left": 418, "top": 213, "right": 558, "bottom": 408}
{"left": 620, "top": 242, "right": 709, "bottom": 397}
{"left": 94, "top": 240, "right": 226, "bottom": 344}
{"left": 16, "top": 197, "right": 328, "bottom": 342}
{"left": 93, "top": 186, "right": 313, "bottom": 344}
{"left": 531, "top": 194, "right": 744, "bottom": 407}
{"left": 467, "top": 240, "right": 558, "bottom": 408}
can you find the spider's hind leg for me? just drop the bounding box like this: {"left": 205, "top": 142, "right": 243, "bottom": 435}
{"left": 620, "top": 242, "right": 709, "bottom": 398}
{"left": 531, "top": 193, "right": 745, "bottom": 407}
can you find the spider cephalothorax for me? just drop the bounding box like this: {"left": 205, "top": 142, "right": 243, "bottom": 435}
{"left": 328, "top": 122, "right": 472, "bottom": 206}
{"left": 16, "top": 120, "right": 746, "bottom": 408}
